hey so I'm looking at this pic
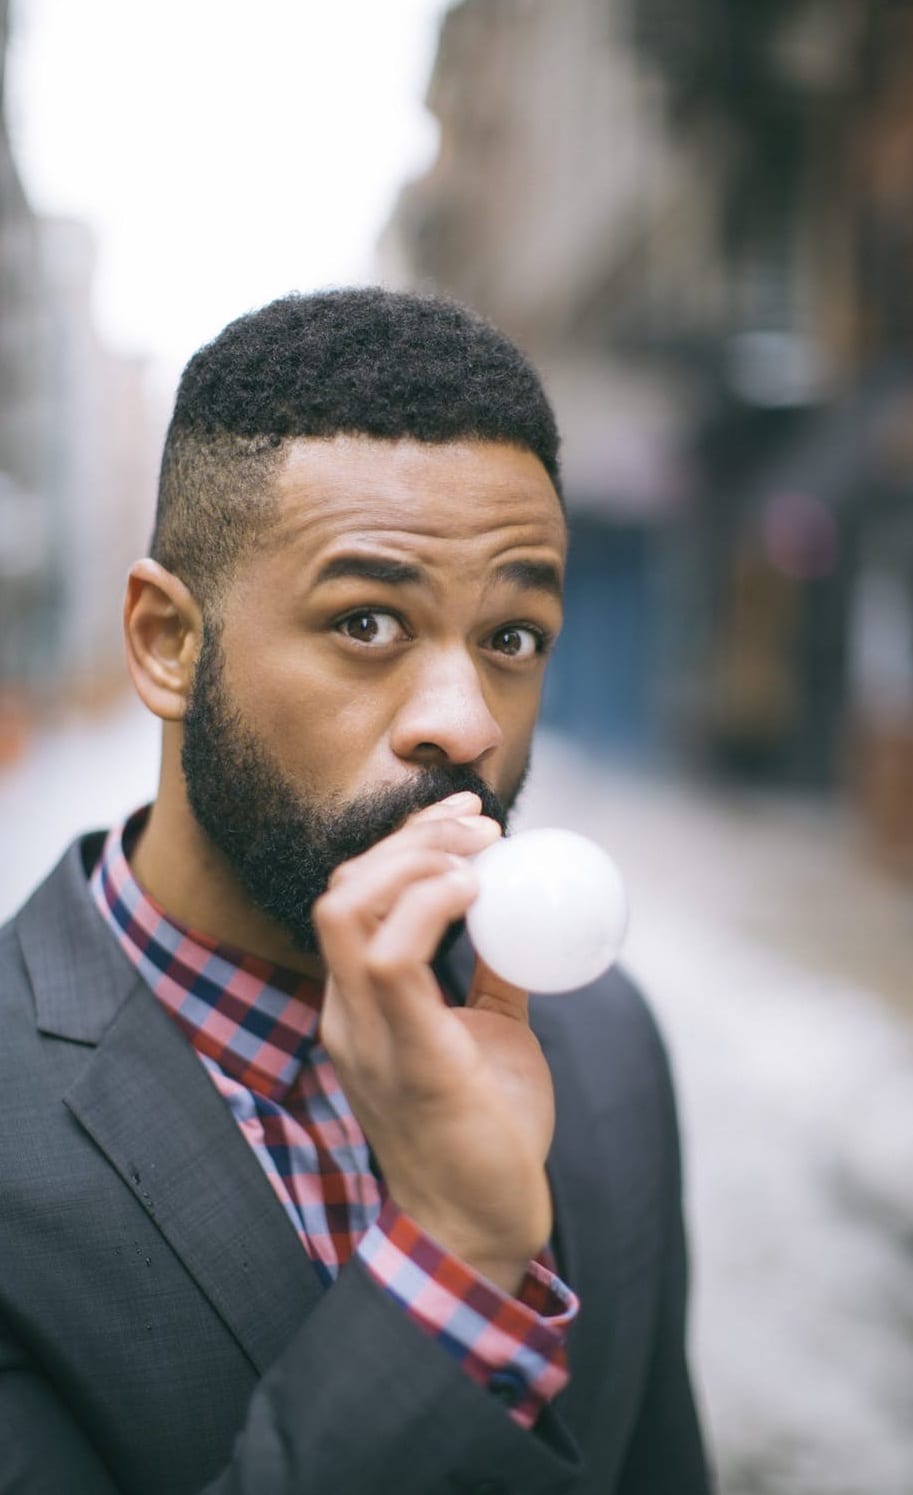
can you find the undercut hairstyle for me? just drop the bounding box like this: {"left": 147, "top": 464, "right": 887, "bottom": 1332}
{"left": 150, "top": 287, "right": 563, "bottom": 614}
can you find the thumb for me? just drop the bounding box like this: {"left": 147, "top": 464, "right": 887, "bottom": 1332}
{"left": 466, "top": 956, "right": 530, "bottom": 1022}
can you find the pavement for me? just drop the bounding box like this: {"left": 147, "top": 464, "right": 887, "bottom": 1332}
{"left": 2, "top": 698, "right": 912, "bottom": 1495}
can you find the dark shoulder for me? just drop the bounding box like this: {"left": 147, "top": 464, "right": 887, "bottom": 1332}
{"left": 0, "top": 916, "right": 28, "bottom": 1001}
{"left": 530, "top": 964, "right": 677, "bottom": 1126}
{"left": 1, "top": 831, "right": 106, "bottom": 943}
{"left": 0, "top": 829, "right": 108, "bottom": 1055}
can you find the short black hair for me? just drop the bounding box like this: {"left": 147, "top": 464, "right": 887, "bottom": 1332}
{"left": 150, "top": 287, "right": 562, "bottom": 612}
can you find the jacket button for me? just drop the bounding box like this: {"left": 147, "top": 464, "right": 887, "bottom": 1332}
{"left": 487, "top": 1369, "right": 525, "bottom": 1410}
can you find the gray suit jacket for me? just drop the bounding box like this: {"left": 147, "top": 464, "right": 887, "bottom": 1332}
{"left": 0, "top": 833, "right": 710, "bottom": 1494}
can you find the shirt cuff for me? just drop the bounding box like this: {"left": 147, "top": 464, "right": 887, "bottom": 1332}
{"left": 355, "top": 1197, "right": 579, "bottom": 1430}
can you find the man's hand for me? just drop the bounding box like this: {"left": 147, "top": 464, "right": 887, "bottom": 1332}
{"left": 315, "top": 791, "right": 555, "bottom": 1296}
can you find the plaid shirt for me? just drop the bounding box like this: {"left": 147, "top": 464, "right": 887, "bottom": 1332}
{"left": 90, "top": 809, "right": 577, "bottom": 1428}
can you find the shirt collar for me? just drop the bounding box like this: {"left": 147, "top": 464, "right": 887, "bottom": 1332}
{"left": 90, "top": 805, "right": 323, "bottom": 1100}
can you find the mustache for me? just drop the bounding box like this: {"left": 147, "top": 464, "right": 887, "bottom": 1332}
{"left": 323, "top": 763, "right": 510, "bottom": 863}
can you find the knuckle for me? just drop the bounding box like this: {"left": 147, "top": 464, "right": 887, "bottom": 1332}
{"left": 318, "top": 1009, "right": 344, "bottom": 1058}
{"left": 365, "top": 947, "right": 410, "bottom": 987}
{"left": 313, "top": 888, "right": 346, "bottom": 931}
{"left": 345, "top": 1048, "right": 384, "bottom": 1089}
{"left": 416, "top": 821, "right": 452, "bottom": 851}
{"left": 419, "top": 848, "right": 462, "bottom": 876}
{"left": 327, "top": 859, "right": 357, "bottom": 890}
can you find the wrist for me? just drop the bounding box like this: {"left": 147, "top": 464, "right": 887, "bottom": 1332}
{"left": 387, "top": 1197, "right": 542, "bottom": 1296}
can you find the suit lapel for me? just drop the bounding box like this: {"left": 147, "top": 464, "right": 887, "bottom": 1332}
{"left": 530, "top": 994, "right": 622, "bottom": 1443}
{"left": 64, "top": 981, "right": 325, "bottom": 1375}
{"left": 18, "top": 837, "right": 324, "bottom": 1376}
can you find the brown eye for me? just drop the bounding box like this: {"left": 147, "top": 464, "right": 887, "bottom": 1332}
{"left": 337, "top": 610, "right": 405, "bottom": 646}
{"left": 490, "top": 626, "right": 541, "bottom": 661}
{"left": 345, "top": 612, "right": 379, "bottom": 642}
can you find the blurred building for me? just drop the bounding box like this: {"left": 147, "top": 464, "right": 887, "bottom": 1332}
{"left": 0, "top": 0, "right": 159, "bottom": 757}
{"left": 38, "top": 216, "right": 161, "bottom": 700}
{"left": 382, "top": 0, "right": 913, "bottom": 840}
{"left": 0, "top": 0, "right": 50, "bottom": 734}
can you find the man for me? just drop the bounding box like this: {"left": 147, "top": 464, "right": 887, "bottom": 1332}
{"left": 0, "top": 289, "right": 710, "bottom": 1493}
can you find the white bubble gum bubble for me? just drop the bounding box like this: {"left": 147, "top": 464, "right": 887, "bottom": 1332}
{"left": 465, "top": 827, "right": 628, "bottom": 993}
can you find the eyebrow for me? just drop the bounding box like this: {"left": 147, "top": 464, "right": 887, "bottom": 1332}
{"left": 312, "top": 552, "right": 563, "bottom": 599}
{"left": 313, "top": 555, "right": 425, "bottom": 588}
{"left": 492, "top": 559, "right": 563, "bottom": 600}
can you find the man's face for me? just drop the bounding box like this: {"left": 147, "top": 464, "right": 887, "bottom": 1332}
{"left": 181, "top": 435, "right": 566, "bottom": 952}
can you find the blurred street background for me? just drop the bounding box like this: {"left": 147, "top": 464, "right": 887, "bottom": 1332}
{"left": 2, "top": 2, "right": 912, "bottom": 1492}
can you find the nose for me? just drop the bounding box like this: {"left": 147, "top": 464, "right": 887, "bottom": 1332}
{"left": 390, "top": 647, "right": 504, "bottom": 770}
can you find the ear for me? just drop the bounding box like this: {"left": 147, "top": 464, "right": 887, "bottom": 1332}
{"left": 123, "top": 559, "right": 204, "bottom": 722}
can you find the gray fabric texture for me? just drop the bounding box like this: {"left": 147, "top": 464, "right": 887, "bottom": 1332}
{"left": 0, "top": 834, "right": 711, "bottom": 1493}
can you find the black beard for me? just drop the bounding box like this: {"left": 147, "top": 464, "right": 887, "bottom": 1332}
{"left": 181, "top": 624, "right": 527, "bottom": 955}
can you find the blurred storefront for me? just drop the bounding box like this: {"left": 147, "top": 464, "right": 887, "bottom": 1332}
{"left": 0, "top": 0, "right": 160, "bottom": 761}
{"left": 382, "top": 0, "right": 913, "bottom": 865}
{"left": 0, "top": 0, "right": 47, "bottom": 759}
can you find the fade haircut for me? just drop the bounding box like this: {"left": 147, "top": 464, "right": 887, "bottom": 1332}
{"left": 150, "top": 287, "right": 563, "bottom": 614}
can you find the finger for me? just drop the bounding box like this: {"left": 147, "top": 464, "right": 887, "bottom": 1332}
{"left": 316, "top": 839, "right": 484, "bottom": 1006}
{"left": 320, "top": 847, "right": 466, "bottom": 943}
{"left": 320, "top": 862, "right": 479, "bottom": 1074}
{"left": 409, "top": 791, "right": 482, "bottom": 823}
{"left": 363, "top": 864, "right": 480, "bottom": 1022}
{"left": 465, "top": 956, "right": 530, "bottom": 1023}
{"left": 332, "top": 812, "right": 501, "bottom": 892}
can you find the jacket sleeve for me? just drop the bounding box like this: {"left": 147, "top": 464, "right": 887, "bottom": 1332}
{"left": 0, "top": 1328, "right": 120, "bottom": 1494}
{"left": 198, "top": 1258, "right": 586, "bottom": 1495}
{"left": 614, "top": 1045, "right": 713, "bottom": 1495}
{"left": 0, "top": 1266, "right": 586, "bottom": 1495}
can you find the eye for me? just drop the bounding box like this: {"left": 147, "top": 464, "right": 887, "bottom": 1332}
{"left": 487, "top": 624, "right": 547, "bottom": 662}
{"left": 335, "top": 609, "right": 407, "bottom": 647}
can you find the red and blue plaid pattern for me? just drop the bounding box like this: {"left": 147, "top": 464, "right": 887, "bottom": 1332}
{"left": 91, "top": 808, "right": 577, "bottom": 1426}
{"left": 360, "top": 1202, "right": 573, "bottom": 1426}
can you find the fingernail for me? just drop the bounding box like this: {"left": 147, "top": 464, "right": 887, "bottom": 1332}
{"left": 456, "top": 814, "right": 499, "bottom": 830}
{"left": 440, "top": 791, "right": 479, "bottom": 807}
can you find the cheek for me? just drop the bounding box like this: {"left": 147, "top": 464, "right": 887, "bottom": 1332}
{"left": 495, "top": 689, "right": 540, "bottom": 780}
{"left": 225, "top": 636, "right": 396, "bottom": 780}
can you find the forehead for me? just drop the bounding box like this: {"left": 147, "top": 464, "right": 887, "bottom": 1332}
{"left": 258, "top": 435, "right": 567, "bottom": 582}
